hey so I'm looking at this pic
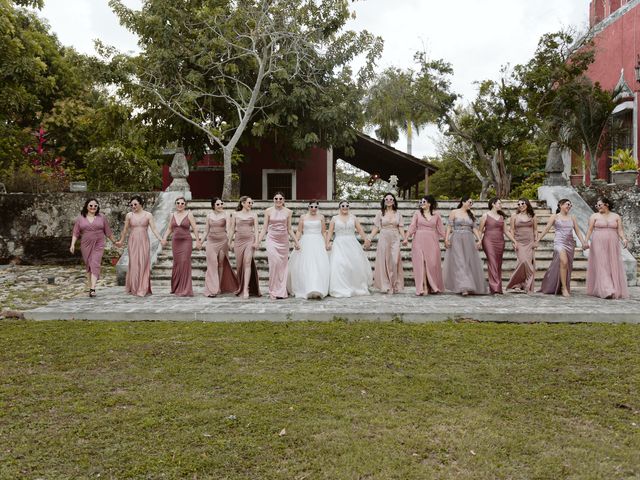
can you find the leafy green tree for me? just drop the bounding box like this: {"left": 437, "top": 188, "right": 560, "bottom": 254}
{"left": 108, "top": 0, "right": 383, "bottom": 198}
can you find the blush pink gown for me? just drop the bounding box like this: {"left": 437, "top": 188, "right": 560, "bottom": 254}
{"left": 203, "top": 215, "right": 239, "bottom": 296}
{"left": 372, "top": 211, "right": 404, "bottom": 293}
{"left": 72, "top": 214, "right": 112, "bottom": 280}
{"left": 586, "top": 218, "right": 629, "bottom": 299}
{"left": 234, "top": 217, "right": 261, "bottom": 297}
{"left": 482, "top": 215, "right": 505, "bottom": 294}
{"left": 266, "top": 208, "right": 290, "bottom": 298}
{"left": 506, "top": 216, "right": 536, "bottom": 293}
{"left": 407, "top": 211, "right": 445, "bottom": 294}
{"left": 125, "top": 213, "right": 152, "bottom": 297}
{"left": 170, "top": 214, "right": 193, "bottom": 297}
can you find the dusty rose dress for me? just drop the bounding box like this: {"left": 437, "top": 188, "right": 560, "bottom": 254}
{"left": 266, "top": 208, "right": 290, "bottom": 298}
{"left": 443, "top": 217, "right": 488, "bottom": 294}
{"left": 407, "top": 211, "right": 445, "bottom": 294}
{"left": 170, "top": 214, "right": 193, "bottom": 297}
{"left": 72, "top": 214, "right": 112, "bottom": 280}
{"left": 234, "top": 216, "right": 261, "bottom": 297}
{"left": 203, "top": 215, "right": 239, "bottom": 297}
{"left": 373, "top": 211, "right": 404, "bottom": 293}
{"left": 586, "top": 217, "right": 629, "bottom": 299}
{"left": 482, "top": 215, "right": 505, "bottom": 294}
{"left": 539, "top": 218, "right": 575, "bottom": 295}
{"left": 125, "top": 213, "right": 152, "bottom": 297}
{"left": 506, "top": 216, "right": 536, "bottom": 293}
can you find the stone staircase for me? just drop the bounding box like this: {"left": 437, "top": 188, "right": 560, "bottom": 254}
{"left": 151, "top": 199, "right": 589, "bottom": 289}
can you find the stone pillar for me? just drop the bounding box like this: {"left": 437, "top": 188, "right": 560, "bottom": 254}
{"left": 543, "top": 142, "right": 568, "bottom": 186}
{"left": 166, "top": 148, "right": 191, "bottom": 196}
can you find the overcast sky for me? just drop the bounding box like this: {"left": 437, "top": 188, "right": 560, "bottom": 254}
{"left": 38, "top": 0, "right": 589, "bottom": 158}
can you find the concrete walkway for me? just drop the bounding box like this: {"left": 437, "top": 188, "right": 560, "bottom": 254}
{"left": 24, "top": 286, "right": 640, "bottom": 323}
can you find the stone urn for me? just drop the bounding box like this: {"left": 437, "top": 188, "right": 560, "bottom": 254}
{"left": 611, "top": 170, "right": 638, "bottom": 186}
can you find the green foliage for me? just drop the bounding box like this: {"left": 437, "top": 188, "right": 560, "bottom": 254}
{"left": 609, "top": 148, "right": 637, "bottom": 172}
{"left": 334, "top": 160, "right": 389, "bottom": 200}
{"left": 509, "top": 170, "right": 545, "bottom": 200}
{"left": 85, "top": 144, "right": 161, "bottom": 192}
{"left": 427, "top": 155, "right": 482, "bottom": 199}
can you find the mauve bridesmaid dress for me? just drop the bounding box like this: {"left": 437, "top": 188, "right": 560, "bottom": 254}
{"left": 407, "top": 211, "right": 445, "bottom": 294}
{"left": 266, "top": 208, "right": 290, "bottom": 298}
{"left": 170, "top": 214, "right": 194, "bottom": 297}
{"left": 72, "top": 214, "right": 112, "bottom": 281}
{"left": 234, "top": 217, "right": 261, "bottom": 297}
{"left": 482, "top": 215, "right": 505, "bottom": 294}
{"left": 442, "top": 217, "right": 488, "bottom": 294}
{"left": 539, "top": 218, "right": 575, "bottom": 295}
{"left": 125, "top": 213, "right": 152, "bottom": 297}
{"left": 203, "top": 215, "right": 239, "bottom": 296}
{"left": 506, "top": 216, "right": 536, "bottom": 293}
{"left": 586, "top": 218, "right": 629, "bottom": 299}
{"left": 372, "top": 211, "right": 404, "bottom": 293}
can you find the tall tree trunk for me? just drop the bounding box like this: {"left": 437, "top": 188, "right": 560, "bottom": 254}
{"left": 222, "top": 146, "right": 232, "bottom": 199}
{"left": 489, "top": 149, "right": 511, "bottom": 198}
{"left": 479, "top": 178, "right": 491, "bottom": 200}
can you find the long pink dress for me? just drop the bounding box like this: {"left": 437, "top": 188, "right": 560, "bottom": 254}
{"left": 203, "top": 215, "right": 239, "bottom": 296}
{"left": 125, "top": 213, "right": 152, "bottom": 297}
{"left": 506, "top": 216, "right": 536, "bottom": 293}
{"left": 586, "top": 217, "right": 629, "bottom": 299}
{"left": 72, "top": 214, "right": 112, "bottom": 280}
{"left": 266, "top": 208, "right": 290, "bottom": 298}
{"left": 234, "top": 216, "right": 261, "bottom": 297}
{"left": 539, "top": 218, "right": 575, "bottom": 295}
{"left": 482, "top": 215, "right": 505, "bottom": 294}
{"left": 170, "top": 214, "right": 193, "bottom": 297}
{"left": 407, "top": 211, "right": 445, "bottom": 294}
{"left": 372, "top": 211, "right": 404, "bottom": 293}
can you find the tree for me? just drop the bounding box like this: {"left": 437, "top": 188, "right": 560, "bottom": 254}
{"left": 109, "top": 0, "right": 382, "bottom": 198}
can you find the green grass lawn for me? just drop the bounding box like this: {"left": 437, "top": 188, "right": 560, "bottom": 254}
{"left": 1, "top": 321, "right": 638, "bottom": 479}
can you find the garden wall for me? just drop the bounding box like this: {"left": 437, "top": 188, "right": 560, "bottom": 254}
{"left": 0, "top": 193, "right": 158, "bottom": 264}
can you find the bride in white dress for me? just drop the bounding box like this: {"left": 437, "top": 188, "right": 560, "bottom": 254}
{"left": 325, "top": 200, "right": 372, "bottom": 297}
{"left": 288, "top": 201, "right": 330, "bottom": 299}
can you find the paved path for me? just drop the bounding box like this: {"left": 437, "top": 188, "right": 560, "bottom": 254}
{"left": 24, "top": 286, "right": 640, "bottom": 323}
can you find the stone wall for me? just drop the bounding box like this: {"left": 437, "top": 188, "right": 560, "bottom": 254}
{"left": 0, "top": 193, "right": 158, "bottom": 264}
{"left": 576, "top": 184, "right": 640, "bottom": 257}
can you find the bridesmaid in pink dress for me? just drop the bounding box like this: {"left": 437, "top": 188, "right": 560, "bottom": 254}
{"left": 478, "top": 198, "right": 517, "bottom": 294}
{"left": 161, "top": 196, "right": 202, "bottom": 297}
{"left": 584, "top": 197, "right": 629, "bottom": 299}
{"left": 536, "top": 199, "right": 588, "bottom": 297}
{"left": 406, "top": 195, "right": 445, "bottom": 295}
{"left": 116, "top": 195, "right": 163, "bottom": 297}
{"left": 366, "top": 192, "right": 407, "bottom": 294}
{"left": 203, "top": 197, "right": 239, "bottom": 297}
{"left": 506, "top": 198, "right": 538, "bottom": 293}
{"left": 257, "top": 192, "right": 300, "bottom": 299}
{"left": 230, "top": 196, "right": 261, "bottom": 299}
{"left": 70, "top": 198, "right": 117, "bottom": 297}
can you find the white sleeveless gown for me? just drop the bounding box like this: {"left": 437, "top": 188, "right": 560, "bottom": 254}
{"left": 329, "top": 215, "right": 372, "bottom": 297}
{"left": 288, "top": 219, "right": 330, "bottom": 299}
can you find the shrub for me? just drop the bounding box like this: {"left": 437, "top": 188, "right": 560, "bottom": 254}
{"left": 85, "top": 144, "right": 161, "bottom": 192}
{"left": 510, "top": 171, "right": 545, "bottom": 200}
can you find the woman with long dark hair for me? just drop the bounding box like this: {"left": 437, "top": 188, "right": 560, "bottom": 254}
{"left": 229, "top": 196, "right": 261, "bottom": 298}
{"left": 70, "top": 198, "right": 117, "bottom": 297}
{"left": 406, "top": 195, "right": 445, "bottom": 295}
{"left": 442, "top": 195, "right": 488, "bottom": 295}
{"left": 584, "top": 197, "right": 629, "bottom": 299}
{"left": 203, "top": 197, "right": 239, "bottom": 297}
{"left": 506, "top": 198, "right": 538, "bottom": 293}
{"left": 116, "top": 195, "right": 163, "bottom": 297}
{"left": 478, "top": 197, "right": 516, "bottom": 294}
{"left": 161, "top": 196, "right": 202, "bottom": 297}
{"left": 366, "top": 192, "right": 406, "bottom": 294}
{"left": 256, "top": 192, "right": 300, "bottom": 299}
{"left": 536, "top": 198, "right": 588, "bottom": 296}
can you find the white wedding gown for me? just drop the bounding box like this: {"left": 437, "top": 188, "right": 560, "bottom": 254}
{"left": 329, "top": 215, "right": 372, "bottom": 297}
{"left": 288, "top": 219, "right": 330, "bottom": 299}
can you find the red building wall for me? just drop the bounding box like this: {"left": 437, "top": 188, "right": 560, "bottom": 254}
{"left": 585, "top": 0, "right": 640, "bottom": 181}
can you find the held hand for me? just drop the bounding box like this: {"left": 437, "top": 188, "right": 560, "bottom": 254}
{"left": 476, "top": 240, "right": 482, "bottom": 251}
{"left": 326, "top": 243, "right": 332, "bottom": 251}
{"left": 115, "top": 240, "right": 123, "bottom": 248}
{"left": 513, "top": 241, "right": 518, "bottom": 252}
{"left": 196, "top": 240, "right": 203, "bottom": 250}
{"left": 444, "top": 239, "right": 450, "bottom": 249}
{"left": 533, "top": 241, "right": 539, "bottom": 249}
{"left": 294, "top": 241, "right": 300, "bottom": 251}
{"left": 402, "top": 238, "right": 408, "bottom": 246}
{"left": 582, "top": 243, "right": 589, "bottom": 251}
{"left": 228, "top": 241, "right": 233, "bottom": 250}
{"left": 364, "top": 239, "right": 371, "bottom": 250}
{"left": 622, "top": 238, "right": 628, "bottom": 249}
{"left": 69, "top": 245, "right": 75, "bottom": 254}
{"left": 161, "top": 239, "right": 167, "bottom": 247}
{"left": 252, "top": 242, "right": 259, "bottom": 250}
